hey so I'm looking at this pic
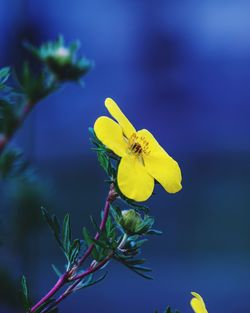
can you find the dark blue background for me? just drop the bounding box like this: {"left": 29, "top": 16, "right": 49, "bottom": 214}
{"left": 1, "top": 1, "right": 250, "bottom": 312}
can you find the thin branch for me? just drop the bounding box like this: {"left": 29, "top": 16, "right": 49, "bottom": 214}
{"left": 30, "top": 272, "right": 68, "bottom": 313}
{"left": 29, "top": 185, "right": 117, "bottom": 313}
{"left": 76, "top": 184, "right": 117, "bottom": 267}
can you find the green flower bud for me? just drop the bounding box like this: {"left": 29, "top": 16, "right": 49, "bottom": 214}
{"left": 120, "top": 210, "right": 142, "bottom": 235}
{"left": 120, "top": 209, "right": 154, "bottom": 236}
{"left": 45, "top": 47, "right": 91, "bottom": 82}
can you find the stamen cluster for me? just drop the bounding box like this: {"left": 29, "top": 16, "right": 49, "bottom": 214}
{"left": 128, "top": 133, "right": 150, "bottom": 156}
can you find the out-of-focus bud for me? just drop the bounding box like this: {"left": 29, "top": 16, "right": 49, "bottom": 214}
{"left": 24, "top": 36, "right": 92, "bottom": 82}
{"left": 51, "top": 46, "right": 71, "bottom": 65}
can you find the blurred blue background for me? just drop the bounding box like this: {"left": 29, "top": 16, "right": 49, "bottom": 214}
{"left": 1, "top": 0, "right": 250, "bottom": 312}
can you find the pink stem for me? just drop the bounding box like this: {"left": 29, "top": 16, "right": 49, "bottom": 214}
{"left": 71, "top": 254, "right": 111, "bottom": 282}
{"left": 30, "top": 273, "right": 68, "bottom": 313}
{"left": 40, "top": 255, "right": 112, "bottom": 313}
{"left": 56, "top": 255, "right": 111, "bottom": 304}
{"left": 30, "top": 186, "right": 116, "bottom": 313}
{"left": 76, "top": 186, "right": 116, "bottom": 267}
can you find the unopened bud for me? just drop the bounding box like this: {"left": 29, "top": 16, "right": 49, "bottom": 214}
{"left": 120, "top": 209, "right": 143, "bottom": 235}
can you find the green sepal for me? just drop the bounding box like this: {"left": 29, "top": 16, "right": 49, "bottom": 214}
{"left": 115, "top": 208, "right": 156, "bottom": 236}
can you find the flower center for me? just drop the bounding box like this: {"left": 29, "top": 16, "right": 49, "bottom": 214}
{"left": 128, "top": 133, "right": 150, "bottom": 156}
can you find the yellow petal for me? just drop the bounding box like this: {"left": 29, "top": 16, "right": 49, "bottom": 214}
{"left": 137, "top": 129, "right": 182, "bottom": 193}
{"left": 105, "top": 98, "right": 136, "bottom": 138}
{"left": 94, "top": 116, "right": 127, "bottom": 157}
{"left": 117, "top": 155, "right": 154, "bottom": 202}
{"left": 190, "top": 292, "right": 208, "bottom": 313}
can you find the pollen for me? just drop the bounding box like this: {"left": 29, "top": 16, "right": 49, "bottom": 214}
{"left": 128, "top": 133, "right": 150, "bottom": 156}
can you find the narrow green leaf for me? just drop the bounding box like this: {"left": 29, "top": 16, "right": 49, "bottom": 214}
{"left": 82, "top": 227, "right": 99, "bottom": 260}
{"left": 52, "top": 215, "right": 61, "bottom": 246}
{"left": 146, "top": 229, "right": 163, "bottom": 236}
{"left": 82, "top": 227, "right": 92, "bottom": 247}
{"left": 128, "top": 266, "right": 153, "bottom": 280}
{"left": 21, "top": 275, "right": 30, "bottom": 311}
{"left": 90, "top": 215, "right": 100, "bottom": 233}
{"left": 41, "top": 207, "right": 63, "bottom": 249}
{"left": 68, "top": 239, "right": 81, "bottom": 265}
{"left": 135, "top": 239, "right": 148, "bottom": 248}
{"left": 76, "top": 272, "right": 108, "bottom": 291}
{"left": 0, "top": 67, "right": 10, "bottom": 85}
{"left": 51, "top": 264, "right": 62, "bottom": 277}
{"left": 62, "top": 213, "right": 71, "bottom": 253}
{"left": 125, "top": 258, "right": 146, "bottom": 266}
{"left": 131, "top": 265, "right": 152, "bottom": 272}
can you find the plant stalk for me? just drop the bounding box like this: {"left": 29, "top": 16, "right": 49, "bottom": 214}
{"left": 29, "top": 185, "right": 117, "bottom": 313}
{"left": 43, "top": 234, "right": 128, "bottom": 313}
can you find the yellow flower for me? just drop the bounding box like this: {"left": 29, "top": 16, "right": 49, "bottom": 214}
{"left": 190, "top": 292, "right": 208, "bottom": 313}
{"left": 94, "top": 98, "right": 182, "bottom": 202}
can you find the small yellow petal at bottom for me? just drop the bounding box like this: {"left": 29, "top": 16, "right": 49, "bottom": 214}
{"left": 94, "top": 116, "right": 127, "bottom": 157}
{"left": 117, "top": 155, "right": 154, "bottom": 202}
{"left": 190, "top": 292, "right": 208, "bottom": 313}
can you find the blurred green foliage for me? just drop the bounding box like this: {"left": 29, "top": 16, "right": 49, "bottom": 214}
{"left": 0, "top": 35, "right": 92, "bottom": 312}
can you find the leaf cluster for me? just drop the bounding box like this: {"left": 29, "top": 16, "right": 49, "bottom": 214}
{"left": 0, "top": 35, "right": 92, "bottom": 189}
{"left": 41, "top": 208, "right": 81, "bottom": 269}
{"left": 110, "top": 206, "right": 161, "bottom": 279}
{"left": 83, "top": 213, "right": 120, "bottom": 262}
